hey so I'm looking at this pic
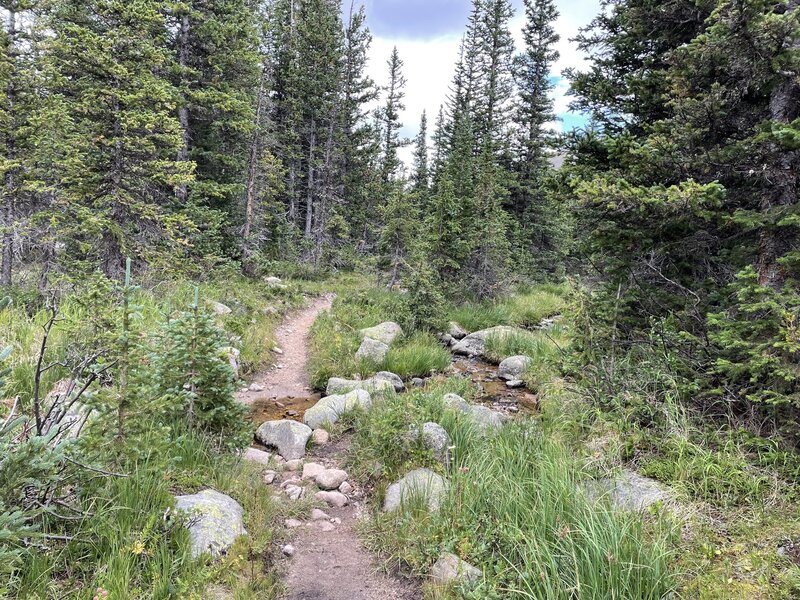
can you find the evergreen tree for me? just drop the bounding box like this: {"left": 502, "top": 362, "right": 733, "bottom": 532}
{"left": 376, "top": 46, "right": 407, "bottom": 184}
{"left": 410, "top": 110, "right": 430, "bottom": 205}
{"left": 379, "top": 181, "right": 417, "bottom": 288}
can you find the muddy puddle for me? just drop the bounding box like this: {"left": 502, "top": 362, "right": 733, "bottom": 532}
{"left": 451, "top": 357, "right": 539, "bottom": 415}
{"left": 249, "top": 393, "right": 321, "bottom": 427}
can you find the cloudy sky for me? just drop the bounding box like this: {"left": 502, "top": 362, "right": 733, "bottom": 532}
{"left": 358, "top": 0, "right": 600, "bottom": 165}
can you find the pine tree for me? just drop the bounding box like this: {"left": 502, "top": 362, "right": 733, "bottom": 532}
{"left": 410, "top": 110, "right": 430, "bottom": 205}
{"left": 376, "top": 47, "right": 407, "bottom": 184}
{"left": 379, "top": 181, "right": 417, "bottom": 288}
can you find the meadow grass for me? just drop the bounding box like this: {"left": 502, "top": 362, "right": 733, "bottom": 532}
{"left": 381, "top": 332, "right": 451, "bottom": 379}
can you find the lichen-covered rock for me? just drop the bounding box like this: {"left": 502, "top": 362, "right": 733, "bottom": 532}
{"left": 586, "top": 470, "right": 673, "bottom": 511}
{"left": 497, "top": 355, "right": 533, "bottom": 381}
{"left": 407, "top": 422, "right": 451, "bottom": 466}
{"left": 359, "top": 321, "right": 403, "bottom": 345}
{"left": 303, "top": 389, "right": 371, "bottom": 429}
{"left": 448, "top": 322, "right": 469, "bottom": 340}
{"left": 430, "top": 553, "right": 482, "bottom": 587}
{"left": 242, "top": 447, "right": 272, "bottom": 466}
{"left": 450, "top": 326, "right": 522, "bottom": 358}
{"left": 325, "top": 375, "right": 395, "bottom": 396}
{"left": 383, "top": 468, "right": 449, "bottom": 513}
{"left": 355, "top": 337, "right": 389, "bottom": 363}
{"left": 175, "top": 489, "right": 246, "bottom": 558}
{"left": 442, "top": 393, "right": 470, "bottom": 414}
{"left": 469, "top": 405, "right": 505, "bottom": 432}
{"left": 255, "top": 419, "right": 312, "bottom": 460}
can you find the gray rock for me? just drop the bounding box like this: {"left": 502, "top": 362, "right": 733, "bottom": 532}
{"left": 282, "top": 544, "right": 295, "bottom": 556}
{"left": 374, "top": 371, "right": 405, "bottom": 392}
{"left": 442, "top": 393, "right": 470, "bottom": 413}
{"left": 175, "top": 489, "right": 246, "bottom": 558}
{"left": 284, "top": 484, "right": 304, "bottom": 501}
{"left": 310, "top": 508, "right": 330, "bottom": 521}
{"left": 506, "top": 379, "right": 525, "bottom": 389}
{"left": 209, "top": 301, "right": 232, "bottom": 316}
{"left": 383, "top": 468, "right": 449, "bottom": 513}
{"left": 325, "top": 376, "right": 395, "bottom": 396}
{"left": 355, "top": 337, "right": 389, "bottom": 363}
{"left": 412, "top": 377, "right": 425, "bottom": 388}
{"left": 284, "top": 459, "right": 302, "bottom": 471}
{"left": 338, "top": 481, "right": 354, "bottom": 495}
{"left": 439, "top": 333, "right": 454, "bottom": 346}
{"left": 254, "top": 419, "right": 313, "bottom": 460}
{"left": 263, "top": 471, "right": 277, "bottom": 485}
{"left": 315, "top": 490, "right": 349, "bottom": 508}
{"left": 313, "top": 520, "right": 336, "bottom": 532}
{"left": 315, "top": 468, "right": 349, "bottom": 491}
{"left": 303, "top": 389, "right": 372, "bottom": 429}
{"left": 284, "top": 518, "right": 303, "bottom": 528}
{"left": 451, "top": 326, "right": 522, "bottom": 358}
{"left": 242, "top": 447, "right": 272, "bottom": 466}
{"left": 498, "top": 355, "right": 533, "bottom": 381}
{"left": 469, "top": 405, "right": 505, "bottom": 432}
{"left": 430, "top": 553, "right": 482, "bottom": 587}
{"left": 448, "top": 322, "right": 469, "bottom": 340}
{"left": 359, "top": 321, "right": 403, "bottom": 345}
{"left": 301, "top": 462, "right": 326, "bottom": 480}
{"left": 311, "top": 428, "right": 330, "bottom": 445}
{"left": 586, "top": 470, "right": 673, "bottom": 512}
{"left": 408, "top": 422, "right": 451, "bottom": 466}
{"left": 265, "top": 276, "right": 285, "bottom": 289}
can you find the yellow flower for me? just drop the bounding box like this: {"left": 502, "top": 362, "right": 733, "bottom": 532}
{"left": 131, "top": 540, "right": 146, "bottom": 555}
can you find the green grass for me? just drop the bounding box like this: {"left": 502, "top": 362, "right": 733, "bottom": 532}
{"left": 351, "top": 387, "right": 678, "bottom": 599}
{"left": 381, "top": 332, "right": 451, "bottom": 379}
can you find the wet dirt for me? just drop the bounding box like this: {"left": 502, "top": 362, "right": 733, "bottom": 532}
{"left": 248, "top": 394, "right": 321, "bottom": 427}
{"left": 451, "top": 356, "right": 539, "bottom": 415}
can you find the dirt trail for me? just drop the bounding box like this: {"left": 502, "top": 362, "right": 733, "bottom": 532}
{"left": 237, "top": 294, "right": 334, "bottom": 405}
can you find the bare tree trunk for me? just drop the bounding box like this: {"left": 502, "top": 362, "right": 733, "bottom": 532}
{"left": 241, "top": 70, "right": 267, "bottom": 274}
{"left": 176, "top": 12, "right": 191, "bottom": 204}
{"left": 305, "top": 122, "right": 315, "bottom": 239}
{"left": 1, "top": 3, "right": 18, "bottom": 289}
{"left": 758, "top": 0, "right": 800, "bottom": 288}
{"left": 288, "top": 163, "right": 297, "bottom": 225}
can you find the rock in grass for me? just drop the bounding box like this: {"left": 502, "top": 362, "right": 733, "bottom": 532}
{"left": 303, "top": 389, "right": 372, "bottom": 430}
{"left": 315, "top": 490, "right": 349, "bottom": 508}
{"left": 383, "top": 468, "right": 449, "bottom": 513}
{"left": 448, "top": 322, "right": 469, "bottom": 340}
{"left": 255, "top": 419, "right": 312, "bottom": 460}
{"left": 355, "top": 337, "right": 389, "bottom": 363}
{"left": 175, "top": 489, "right": 246, "bottom": 558}
{"left": 325, "top": 375, "right": 397, "bottom": 396}
{"left": 497, "top": 355, "right": 533, "bottom": 381}
{"left": 407, "top": 423, "right": 451, "bottom": 466}
{"left": 442, "top": 393, "right": 470, "bottom": 414}
{"left": 302, "top": 462, "right": 326, "bottom": 480}
{"left": 450, "top": 326, "right": 522, "bottom": 358}
{"left": 209, "top": 301, "right": 232, "bottom": 316}
{"left": 586, "top": 470, "right": 673, "bottom": 512}
{"left": 374, "top": 371, "right": 405, "bottom": 392}
{"left": 242, "top": 447, "right": 272, "bottom": 466}
{"left": 469, "top": 405, "right": 505, "bottom": 432}
{"left": 359, "top": 321, "right": 403, "bottom": 345}
{"left": 430, "top": 553, "right": 482, "bottom": 587}
{"left": 315, "top": 468, "right": 348, "bottom": 491}
{"left": 311, "top": 428, "right": 330, "bottom": 445}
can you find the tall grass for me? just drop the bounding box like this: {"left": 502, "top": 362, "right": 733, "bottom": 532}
{"left": 382, "top": 332, "right": 451, "bottom": 379}
{"left": 447, "top": 284, "right": 568, "bottom": 332}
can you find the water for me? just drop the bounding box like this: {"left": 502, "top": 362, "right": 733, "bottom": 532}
{"left": 451, "top": 357, "right": 538, "bottom": 415}
{"left": 249, "top": 394, "right": 321, "bottom": 427}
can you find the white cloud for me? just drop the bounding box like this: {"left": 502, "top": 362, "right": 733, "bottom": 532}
{"left": 366, "top": 0, "right": 599, "bottom": 168}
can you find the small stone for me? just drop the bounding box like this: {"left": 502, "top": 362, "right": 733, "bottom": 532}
{"left": 249, "top": 382, "right": 265, "bottom": 392}
{"left": 280, "top": 477, "right": 301, "bottom": 489}
{"left": 359, "top": 322, "right": 403, "bottom": 345}
{"left": 310, "top": 508, "right": 330, "bottom": 521}
{"left": 210, "top": 301, "right": 232, "bottom": 316}
{"left": 315, "top": 491, "right": 349, "bottom": 508}
{"left": 312, "top": 429, "right": 330, "bottom": 445}
{"left": 315, "top": 468, "right": 348, "bottom": 491}
{"left": 506, "top": 379, "right": 525, "bottom": 389}
{"left": 313, "top": 520, "right": 336, "bottom": 532}
{"left": 448, "top": 322, "right": 468, "bottom": 340}
{"left": 284, "top": 518, "right": 304, "bottom": 529}
{"left": 240, "top": 387, "right": 249, "bottom": 393}
{"left": 338, "top": 481, "right": 354, "bottom": 495}
{"left": 263, "top": 471, "right": 277, "bottom": 485}
{"left": 331, "top": 517, "right": 341, "bottom": 525}
{"left": 284, "top": 485, "right": 304, "bottom": 501}
{"left": 282, "top": 544, "right": 295, "bottom": 557}
{"left": 301, "top": 462, "right": 326, "bottom": 480}
{"left": 412, "top": 377, "right": 424, "bottom": 388}
{"left": 442, "top": 393, "right": 470, "bottom": 413}
{"left": 430, "top": 553, "right": 482, "bottom": 586}
{"left": 242, "top": 447, "right": 272, "bottom": 466}
{"left": 285, "top": 459, "right": 302, "bottom": 471}
{"left": 273, "top": 347, "right": 284, "bottom": 354}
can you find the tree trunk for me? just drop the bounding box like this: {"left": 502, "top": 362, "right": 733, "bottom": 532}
{"left": 176, "top": 12, "right": 191, "bottom": 204}
{"left": 305, "top": 122, "right": 315, "bottom": 239}
{"left": 758, "top": 0, "right": 800, "bottom": 288}
{"left": 1, "top": 3, "right": 18, "bottom": 289}
{"left": 241, "top": 70, "right": 266, "bottom": 274}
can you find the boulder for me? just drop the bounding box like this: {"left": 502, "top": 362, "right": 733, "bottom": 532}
{"left": 469, "top": 405, "right": 505, "bottom": 432}
{"left": 315, "top": 468, "right": 348, "bottom": 491}
{"left": 339, "top": 481, "right": 354, "bottom": 495}
{"left": 325, "top": 376, "right": 395, "bottom": 396}
{"left": 448, "top": 322, "right": 469, "bottom": 340}
{"left": 303, "top": 389, "right": 372, "bottom": 430}
{"left": 209, "top": 301, "right": 232, "bottom": 316}
{"left": 430, "top": 553, "right": 482, "bottom": 587}
{"left": 374, "top": 371, "right": 405, "bottom": 392}
{"left": 315, "top": 490, "right": 349, "bottom": 508}
{"left": 301, "top": 462, "right": 326, "bottom": 480}
{"left": 506, "top": 380, "right": 525, "bottom": 389}
{"left": 497, "top": 355, "right": 533, "bottom": 381}
{"left": 255, "top": 419, "right": 312, "bottom": 460}
{"left": 383, "top": 468, "right": 449, "bottom": 513}
{"left": 451, "top": 326, "right": 522, "bottom": 358}
{"left": 586, "top": 470, "right": 673, "bottom": 512}
{"left": 175, "top": 489, "right": 246, "bottom": 558}
{"left": 242, "top": 447, "right": 272, "bottom": 466}
{"left": 408, "top": 422, "right": 451, "bottom": 466}
{"left": 355, "top": 337, "right": 389, "bottom": 363}
{"left": 442, "top": 393, "right": 470, "bottom": 414}
{"left": 265, "top": 276, "right": 286, "bottom": 289}
{"left": 359, "top": 321, "right": 403, "bottom": 345}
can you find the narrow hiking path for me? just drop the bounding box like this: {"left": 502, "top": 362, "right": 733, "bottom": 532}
{"left": 239, "top": 293, "right": 420, "bottom": 600}
{"left": 237, "top": 294, "right": 334, "bottom": 405}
